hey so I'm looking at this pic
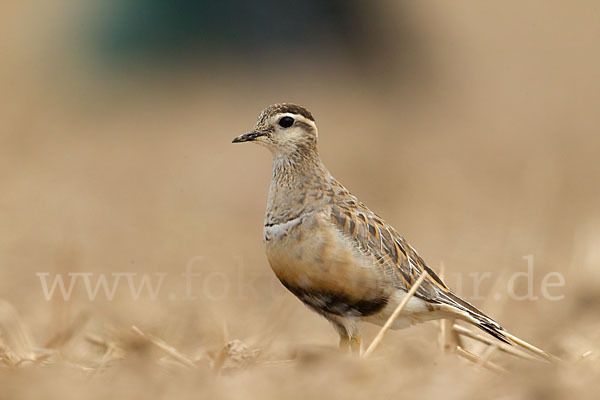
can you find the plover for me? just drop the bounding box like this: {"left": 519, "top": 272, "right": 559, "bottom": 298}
{"left": 233, "top": 103, "right": 548, "bottom": 357}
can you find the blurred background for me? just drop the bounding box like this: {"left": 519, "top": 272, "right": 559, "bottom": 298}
{"left": 1, "top": 0, "right": 599, "bottom": 398}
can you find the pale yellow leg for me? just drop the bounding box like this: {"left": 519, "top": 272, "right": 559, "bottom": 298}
{"left": 339, "top": 333, "right": 350, "bottom": 352}
{"left": 350, "top": 336, "right": 361, "bottom": 355}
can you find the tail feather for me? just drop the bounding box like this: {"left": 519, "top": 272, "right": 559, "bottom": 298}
{"left": 499, "top": 329, "right": 555, "bottom": 362}
{"left": 436, "top": 290, "right": 554, "bottom": 362}
{"left": 477, "top": 322, "right": 510, "bottom": 344}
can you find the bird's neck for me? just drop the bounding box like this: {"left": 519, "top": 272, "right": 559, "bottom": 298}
{"left": 265, "top": 150, "right": 333, "bottom": 225}
{"left": 271, "top": 149, "right": 327, "bottom": 183}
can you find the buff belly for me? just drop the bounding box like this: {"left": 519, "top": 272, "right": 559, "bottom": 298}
{"left": 264, "top": 213, "right": 391, "bottom": 318}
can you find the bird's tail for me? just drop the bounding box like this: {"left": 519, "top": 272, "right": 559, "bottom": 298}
{"left": 436, "top": 290, "right": 554, "bottom": 362}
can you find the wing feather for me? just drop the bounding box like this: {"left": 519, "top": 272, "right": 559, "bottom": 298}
{"left": 326, "top": 188, "right": 516, "bottom": 345}
{"left": 329, "top": 202, "right": 446, "bottom": 303}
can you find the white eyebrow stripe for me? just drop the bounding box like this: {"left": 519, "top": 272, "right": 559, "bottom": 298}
{"left": 273, "top": 112, "right": 317, "bottom": 129}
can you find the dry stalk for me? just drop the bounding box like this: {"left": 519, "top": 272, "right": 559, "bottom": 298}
{"left": 363, "top": 272, "right": 429, "bottom": 358}
{"left": 577, "top": 350, "right": 593, "bottom": 362}
{"left": 478, "top": 344, "right": 499, "bottom": 366}
{"left": 45, "top": 312, "right": 90, "bottom": 350}
{"left": 499, "top": 330, "right": 557, "bottom": 362}
{"left": 131, "top": 325, "right": 195, "bottom": 368}
{"left": 455, "top": 346, "right": 507, "bottom": 374}
{"left": 452, "top": 324, "right": 540, "bottom": 362}
{"left": 85, "top": 334, "right": 123, "bottom": 377}
{"left": 0, "top": 340, "right": 17, "bottom": 368}
{"left": 0, "top": 300, "right": 37, "bottom": 364}
{"left": 430, "top": 264, "right": 553, "bottom": 365}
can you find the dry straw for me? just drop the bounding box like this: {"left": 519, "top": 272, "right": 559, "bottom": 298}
{"left": 363, "top": 272, "right": 429, "bottom": 358}
{"left": 360, "top": 263, "right": 559, "bottom": 371}
{"left": 131, "top": 325, "right": 195, "bottom": 368}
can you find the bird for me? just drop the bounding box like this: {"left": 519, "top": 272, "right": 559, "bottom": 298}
{"left": 232, "top": 103, "right": 550, "bottom": 358}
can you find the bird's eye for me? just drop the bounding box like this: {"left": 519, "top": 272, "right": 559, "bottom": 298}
{"left": 278, "top": 116, "right": 294, "bottom": 128}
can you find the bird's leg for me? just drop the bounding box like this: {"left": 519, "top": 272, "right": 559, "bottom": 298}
{"left": 332, "top": 319, "right": 359, "bottom": 354}
{"left": 339, "top": 333, "right": 351, "bottom": 352}
{"left": 350, "top": 336, "right": 361, "bottom": 355}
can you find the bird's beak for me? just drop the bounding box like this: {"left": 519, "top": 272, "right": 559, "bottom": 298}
{"left": 232, "top": 131, "right": 265, "bottom": 143}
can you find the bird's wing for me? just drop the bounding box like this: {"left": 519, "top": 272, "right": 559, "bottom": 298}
{"left": 327, "top": 197, "right": 506, "bottom": 339}
{"left": 328, "top": 201, "right": 448, "bottom": 303}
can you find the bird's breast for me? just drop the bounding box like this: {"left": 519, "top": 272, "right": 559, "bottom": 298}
{"left": 264, "top": 212, "right": 391, "bottom": 317}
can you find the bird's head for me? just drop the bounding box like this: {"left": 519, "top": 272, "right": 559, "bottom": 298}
{"left": 233, "top": 103, "right": 318, "bottom": 157}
